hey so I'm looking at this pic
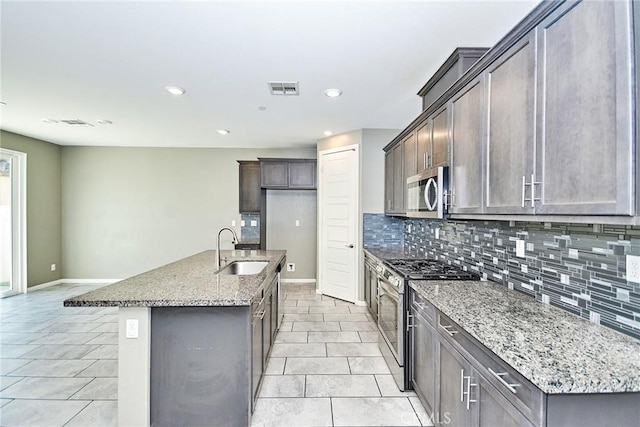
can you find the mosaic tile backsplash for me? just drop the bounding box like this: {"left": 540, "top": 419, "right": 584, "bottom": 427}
{"left": 363, "top": 213, "right": 404, "bottom": 249}
{"left": 240, "top": 214, "right": 260, "bottom": 243}
{"left": 403, "top": 218, "right": 640, "bottom": 340}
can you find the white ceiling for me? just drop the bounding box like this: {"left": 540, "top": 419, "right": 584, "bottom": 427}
{"left": 0, "top": 0, "right": 538, "bottom": 149}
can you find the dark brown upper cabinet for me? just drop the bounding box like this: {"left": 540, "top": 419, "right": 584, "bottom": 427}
{"left": 260, "top": 158, "right": 317, "bottom": 190}
{"left": 238, "top": 161, "right": 261, "bottom": 214}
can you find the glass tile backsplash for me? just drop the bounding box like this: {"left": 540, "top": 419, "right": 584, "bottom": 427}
{"left": 403, "top": 218, "right": 640, "bottom": 340}
{"left": 240, "top": 214, "right": 260, "bottom": 243}
{"left": 363, "top": 213, "right": 404, "bottom": 249}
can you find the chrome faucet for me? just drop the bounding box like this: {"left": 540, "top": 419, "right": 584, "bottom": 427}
{"left": 216, "top": 227, "right": 239, "bottom": 270}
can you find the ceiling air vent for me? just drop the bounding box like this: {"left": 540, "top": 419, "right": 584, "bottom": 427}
{"left": 267, "top": 81, "right": 299, "bottom": 96}
{"left": 59, "top": 119, "right": 94, "bottom": 127}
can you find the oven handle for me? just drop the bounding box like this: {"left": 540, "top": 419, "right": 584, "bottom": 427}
{"left": 378, "top": 279, "right": 399, "bottom": 303}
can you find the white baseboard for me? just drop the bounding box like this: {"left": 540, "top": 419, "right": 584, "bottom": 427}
{"left": 355, "top": 300, "right": 368, "bottom": 307}
{"left": 28, "top": 278, "right": 120, "bottom": 292}
{"left": 280, "top": 279, "right": 317, "bottom": 284}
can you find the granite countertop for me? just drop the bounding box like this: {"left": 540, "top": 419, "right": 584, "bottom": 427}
{"left": 409, "top": 279, "right": 640, "bottom": 394}
{"left": 64, "top": 250, "right": 286, "bottom": 308}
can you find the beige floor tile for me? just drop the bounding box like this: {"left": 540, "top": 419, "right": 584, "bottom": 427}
{"left": 274, "top": 332, "right": 308, "bottom": 343}
{"left": 282, "top": 313, "right": 324, "bottom": 322}
{"left": 307, "top": 331, "right": 361, "bottom": 343}
{"left": 264, "top": 358, "right": 286, "bottom": 375}
{"left": 251, "top": 397, "right": 332, "bottom": 427}
{"left": 340, "top": 321, "right": 378, "bottom": 332}
{"left": 409, "top": 396, "right": 435, "bottom": 426}
{"left": 281, "top": 306, "right": 309, "bottom": 314}
{"left": 305, "top": 374, "right": 380, "bottom": 397}
{"left": 324, "top": 313, "right": 369, "bottom": 322}
{"left": 358, "top": 331, "right": 380, "bottom": 342}
{"left": 332, "top": 397, "right": 421, "bottom": 426}
{"left": 375, "top": 374, "right": 416, "bottom": 397}
{"left": 308, "top": 306, "right": 350, "bottom": 314}
{"left": 284, "top": 357, "right": 350, "bottom": 375}
{"left": 258, "top": 375, "right": 305, "bottom": 398}
{"left": 270, "top": 343, "right": 326, "bottom": 357}
{"left": 296, "top": 300, "right": 336, "bottom": 307}
{"left": 327, "top": 342, "right": 382, "bottom": 357}
{"left": 291, "top": 321, "right": 341, "bottom": 332}
{"left": 348, "top": 357, "right": 391, "bottom": 375}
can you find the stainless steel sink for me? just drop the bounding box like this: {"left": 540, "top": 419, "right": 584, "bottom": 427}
{"left": 217, "top": 261, "right": 269, "bottom": 275}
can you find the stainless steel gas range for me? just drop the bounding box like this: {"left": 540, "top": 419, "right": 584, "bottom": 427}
{"left": 374, "top": 257, "right": 479, "bottom": 391}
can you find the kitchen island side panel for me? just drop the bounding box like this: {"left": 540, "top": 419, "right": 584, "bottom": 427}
{"left": 150, "top": 306, "right": 251, "bottom": 427}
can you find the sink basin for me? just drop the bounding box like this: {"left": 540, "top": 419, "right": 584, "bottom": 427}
{"left": 217, "top": 261, "right": 269, "bottom": 275}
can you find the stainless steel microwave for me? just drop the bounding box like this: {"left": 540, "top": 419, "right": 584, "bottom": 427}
{"left": 406, "top": 167, "right": 448, "bottom": 218}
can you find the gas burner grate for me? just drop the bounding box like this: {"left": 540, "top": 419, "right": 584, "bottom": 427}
{"left": 384, "top": 258, "right": 478, "bottom": 281}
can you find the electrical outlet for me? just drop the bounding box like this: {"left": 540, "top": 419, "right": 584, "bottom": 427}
{"left": 251, "top": 220, "right": 257, "bottom": 227}
{"left": 626, "top": 254, "right": 640, "bottom": 283}
{"left": 516, "top": 240, "right": 525, "bottom": 258}
{"left": 287, "top": 263, "right": 295, "bottom": 272}
{"left": 231, "top": 220, "right": 236, "bottom": 227}
{"left": 295, "top": 220, "right": 300, "bottom": 227}
{"left": 50, "top": 263, "right": 56, "bottom": 271}
{"left": 435, "top": 228, "right": 440, "bottom": 239}
{"left": 126, "top": 319, "right": 139, "bottom": 339}
{"left": 241, "top": 220, "right": 245, "bottom": 226}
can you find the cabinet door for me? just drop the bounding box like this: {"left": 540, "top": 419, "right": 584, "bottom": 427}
{"left": 384, "top": 150, "right": 394, "bottom": 214}
{"left": 438, "top": 338, "right": 474, "bottom": 427}
{"left": 251, "top": 314, "right": 263, "bottom": 405}
{"left": 536, "top": 0, "right": 634, "bottom": 215}
{"left": 475, "top": 374, "right": 534, "bottom": 427}
{"left": 263, "top": 289, "right": 273, "bottom": 366}
{"left": 416, "top": 121, "right": 431, "bottom": 174}
{"left": 411, "top": 308, "right": 436, "bottom": 414}
{"left": 431, "top": 107, "right": 449, "bottom": 168}
{"left": 289, "top": 161, "right": 316, "bottom": 189}
{"left": 403, "top": 132, "right": 417, "bottom": 182}
{"left": 450, "top": 78, "right": 485, "bottom": 214}
{"left": 485, "top": 34, "right": 536, "bottom": 214}
{"left": 392, "top": 143, "right": 405, "bottom": 214}
{"left": 261, "top": 162, "right": 288, "bottom": 188}
{"left": 239, "top": 161, "right": 261, "bottom": 214}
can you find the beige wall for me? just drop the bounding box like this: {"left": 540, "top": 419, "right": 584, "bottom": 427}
{"left": 61, "top": 146, "right": 316, "bottom": 279}
{"left": 0, "top": 131, "right": 62, "bottom": 287}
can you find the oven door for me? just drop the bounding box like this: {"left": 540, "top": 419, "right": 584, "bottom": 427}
{"left": 378, "top": 278, "right": 403, "bottom": 364}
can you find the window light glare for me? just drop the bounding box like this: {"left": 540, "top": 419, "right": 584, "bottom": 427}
{"left": 165, "top": 86, "right": 186, "bottom": 95}
{"left": 323, "top": 130, "right": 333, "bottom": 136}
{"left": 324, "top": 88, "right": 342, "bottom": 98}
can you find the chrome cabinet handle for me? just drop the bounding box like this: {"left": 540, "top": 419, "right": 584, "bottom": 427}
{"left": 439, "top": 322, "right": 458, "bottom": 337}
{"left": 522, "top": 174, "right": 541, "bottom": 208}
{"left": 406, "top": 313, "right": 414, "bottom": 332}
{"left": 254, "top": 310, "right": 266, "bottom": 320}
{"left": 521, "top": 175, "right": 526, "bottom": 208}
{"left": 460, "top": 369, "right": 476, "bottom": 409}
{"left": 488, "top": 368, "right": 520, "bottom": 394}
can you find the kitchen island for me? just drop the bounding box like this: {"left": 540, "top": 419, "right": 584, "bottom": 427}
{"left": 64, "top": 249, "right": 286, "bottom": 427}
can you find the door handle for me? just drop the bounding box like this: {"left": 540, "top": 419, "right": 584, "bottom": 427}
{"left": 345, "top": 244, "right": 354, "bottom": 248}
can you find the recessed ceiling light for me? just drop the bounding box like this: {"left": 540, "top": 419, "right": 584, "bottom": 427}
{"left": 165, "top": 86, "right": 186, "bottom": 95}
{"left": 42, "top": 118, "right": 58, "bottom": 123}
{"left": 323, "top": 130, "right": 333, "bottom": 136}
{"left": 217, "top": 129, "right": 230, "bottom": 135}
{"left": 324, "top": 88, "right": 342, "bottom": 98}
{"left": 96, "top": 119, "right": 113, "bottom": 125}
{"left": 258, "top": 106, "right": 267, "bottom": 111}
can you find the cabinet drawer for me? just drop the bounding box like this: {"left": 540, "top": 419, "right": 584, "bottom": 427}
{"left": 411, "top": 290, "right": 435, "bottom": 325}
{"left": 436, "top": 312, "right": 543, "bottom": 426}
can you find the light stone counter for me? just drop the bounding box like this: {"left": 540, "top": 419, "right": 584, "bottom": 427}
{"left": 410, "top": 279, "right": 640, "bottom": 394}
{"left": 64, "top": 249, "right": 286, "bottom": 307}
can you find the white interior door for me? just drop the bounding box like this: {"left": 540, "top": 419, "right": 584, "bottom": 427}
{"left": 319, "top": 146, "right": 358, "bottom": 302}
{"left": 0, "top": 148, "right": 27, "bottom": 298}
